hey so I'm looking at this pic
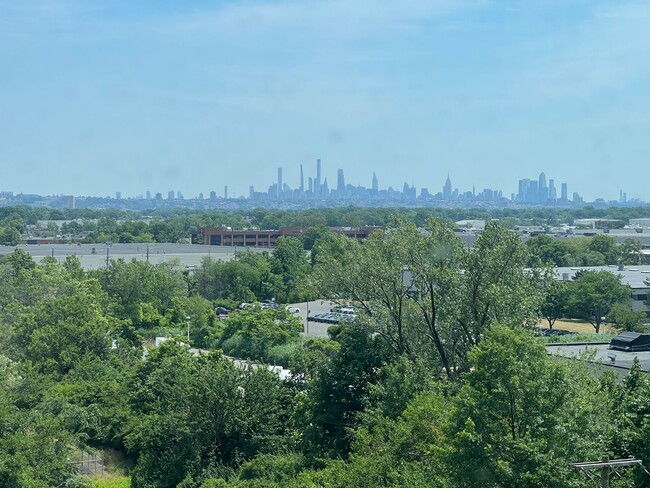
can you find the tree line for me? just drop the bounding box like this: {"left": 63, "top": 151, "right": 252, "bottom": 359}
{"left": 3, "top": 204, "right": 650, "bottom": 245}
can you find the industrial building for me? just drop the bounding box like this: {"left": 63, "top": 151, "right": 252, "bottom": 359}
{"left": 191, "top": 226, "right": 382, "bottom": 247}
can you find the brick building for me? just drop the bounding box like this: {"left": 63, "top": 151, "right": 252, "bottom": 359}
{"left": 191, "top": 226, "right": 381, "bottom": 247}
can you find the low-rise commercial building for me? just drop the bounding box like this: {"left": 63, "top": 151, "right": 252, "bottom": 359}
{"left": 191, "top": 226, "right": 382, "bottom": 247}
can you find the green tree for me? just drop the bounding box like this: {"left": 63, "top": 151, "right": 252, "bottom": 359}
{"left": 0, "top": 356, "right": 82, "bottom": 487}
{"left": 312, "top": 219, "right": 544, "bottom": 378}
{"left": 449, "top": 326, "right": 609, "bottom": 488}
{"left": 216, "top": 307, "right": 302, "bottom": 361}
{"left": 607, "top": 359, "right": 650, "bottom": 487}
{"left": 0, "top": 226, "right": 21, "bottom": 245}
{"left": 183, "top": 295, "right": 218, "bottom": 348}
{"left": 540, "top": 280, "right": 569, "bottom": 329}
{"left": 565, "top": 270, "right": 632, "bottom": 333}
{"left": 62, "top": 255, "right": 85, "bottom": 280}
{"left": 454, "top": 221, "right": 545, "bottom": 353}
{"left": 270, "top": 236, "right": 310, "bottom": 303}
{"left": 1, "top": 248, "right": 36, "bottom": 276}
{"left": 295, "top": 325, "right": 391, "bottom": 459}
{"left": 10, "top": 279, "right": 116, "bottom": 376}
{"left": 195, "top": 254, "right": 277, "bottom": 303}
{"left": 525, "top": 234, "right": 572, "bottom": 267}
{"left": 95, "top": 258, "right": 187, "bottom": 327}
{"left": 588, "top": 234, "right": 620, "bottom": 264}
{"left": 606, "top": 302, "right": 646, "bottom": 332}
{"left": 126, "top": 341, "right": 292, "bottom": 488}
{"left": 620, "top": 238, "right": 644, "bottom": 265}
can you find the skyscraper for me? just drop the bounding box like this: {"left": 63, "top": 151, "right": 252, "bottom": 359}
{"left": 518, "top": 179, "right": 530, "bottom": 202}
{"left": 337, "top": 169, "right": 345, "bottom": 193}
{"left": 538, "top": 172, "right": 548, "bottom": 202}
{"left": 372, "top": 172, "right": 378, "bottom": 192}
{"left": 561, "top": 183, "right": 568, "bottom": 202}
{"left": 224, "top": 185, "right": 228, "bottom": 199}
{"left": 443, "top": 174, "right": 452, "bottom": 200}
{"left": 277, "top": 167, "right": 283, "bottom": 198}
{"left": 315, "top": 159, "right": 322, "bottom": 197}
{"left": 548, "top": 179, "right": 557, "bottom": 201}
{"left": 529, "top": 180, "right": 538, "bottom": 201}
{"left": 300, "top": 164, "right": 304, "bottom": 193}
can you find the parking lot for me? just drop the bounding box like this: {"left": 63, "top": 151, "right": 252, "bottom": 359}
{"left": 287, "top": 300, "right": 357, "bottom": 338}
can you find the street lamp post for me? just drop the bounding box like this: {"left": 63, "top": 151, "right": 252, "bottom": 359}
{"left": 186, "top": 315, "right": 191, "bottom": 342}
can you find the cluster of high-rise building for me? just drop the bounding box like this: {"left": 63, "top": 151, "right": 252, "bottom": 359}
{"left": 515, "top": 172, "right": 579, "bottom": 204}
{"left": 247, "top": 160, "right": 508, "bottom": 203}
{"left": 249, "top": 161, "right": 572, "bottom": 205}
{"left": 257, "top": 159, "right": 334, "bottom": 200}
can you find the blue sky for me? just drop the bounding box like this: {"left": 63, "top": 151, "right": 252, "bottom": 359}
{"left": 1, "top": 0, "right": 649, "bottom": 201}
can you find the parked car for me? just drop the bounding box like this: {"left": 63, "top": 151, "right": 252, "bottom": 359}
{"left": 286, "top": 306, "right": 300, "bottom": 313}
{"left": 261, "top": 300, "right": 279, "bottom": 310}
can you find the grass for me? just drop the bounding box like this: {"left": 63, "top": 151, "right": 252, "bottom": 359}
{"left": 90, "top": 476, "right": 131, "bottom": 488}
{"left": 542, "top": 319, "right": 619, "bottom": 334}
{"left": 540, "top": 332, "right": 615, "bottom": 344}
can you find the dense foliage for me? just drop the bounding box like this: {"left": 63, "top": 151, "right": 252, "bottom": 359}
{"left": 0, "top": 216, "right": 649, "bottom": 487}
{"left": 526, "top": 233, "right": 644, "bottom": 267}
{"left": 3, "top": 204, "right": 650, "bottom": 245}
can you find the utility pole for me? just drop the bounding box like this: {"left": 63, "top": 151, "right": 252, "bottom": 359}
{"left": 106, "top": 248, "right": 109, "bottom": 268}
{"left": 186, "top": 315, "right": 191, "bottom": 342}
{"left": 572, "top": 455, "right": 644, "bottom": 487}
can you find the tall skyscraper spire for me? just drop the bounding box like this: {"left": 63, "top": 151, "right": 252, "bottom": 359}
{"left": 314, "top": 159, "right": 322, "bottom": 197}
{"left": 443, "top": 174, "right": 452, "bottom": 200}
{"left": 300, "top": 164, "right": 304, "bottom": 193}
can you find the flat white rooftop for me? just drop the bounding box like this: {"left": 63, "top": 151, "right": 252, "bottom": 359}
{"left": 547, "top": 343, "right": 650, "bottom": 373}
{"left": 0, "top": 243, "right": 265, "bottom": 270}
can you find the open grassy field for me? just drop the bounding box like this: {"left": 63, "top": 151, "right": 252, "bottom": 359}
{"left": 542, "top": 319, "right": 618, "bottom": 334}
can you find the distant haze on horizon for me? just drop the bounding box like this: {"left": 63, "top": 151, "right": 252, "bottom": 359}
{"left": 1, "top": 0, "right": 649, "bottom": 202}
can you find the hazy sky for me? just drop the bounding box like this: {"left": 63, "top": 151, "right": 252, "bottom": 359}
{"left": 1, "top": 0, "right": 649, "bottom": 201}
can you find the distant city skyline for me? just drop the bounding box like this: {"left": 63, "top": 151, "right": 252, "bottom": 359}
{"left": 2, "top": 1, "right": 650, "bottom": 201}
{"left": 2, "top": 161, "right": 640, "bottom": 209}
